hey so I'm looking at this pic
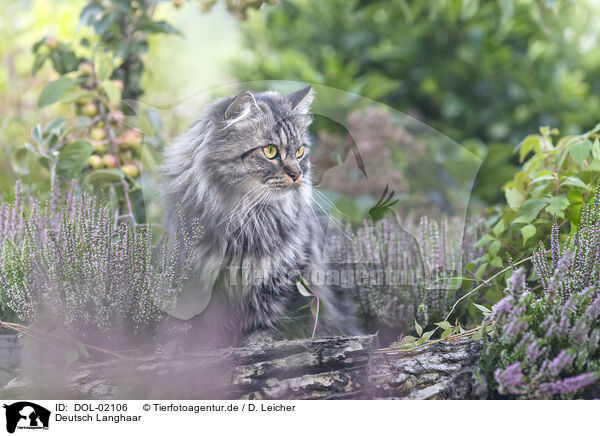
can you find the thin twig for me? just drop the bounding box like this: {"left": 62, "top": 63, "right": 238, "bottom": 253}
{"left": 379, "top": 253, "right": 533, "bottom": 354}
{"left": 90, "top": 53, "right": 137, "bottom": 228}
{"left": 98, "top": 102, "right": 137, "bottom": 228}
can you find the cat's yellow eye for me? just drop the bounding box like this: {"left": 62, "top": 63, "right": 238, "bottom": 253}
{"left": 263, "top": 145, "right": 278, "bottom": 159}
{"left": 296, "top": 146, "right": 305, "bottom": 158}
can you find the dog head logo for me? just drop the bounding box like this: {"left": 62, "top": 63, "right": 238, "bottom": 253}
{"left": 3, "top": 402, "right": 50, "bottom": 434}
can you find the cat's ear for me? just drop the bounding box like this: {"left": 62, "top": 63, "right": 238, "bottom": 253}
{"left": 224, "top": 90, "right": 259, "bottom": 121}
{"left": 287, "top": 85, "right": 313, "bottom": 114}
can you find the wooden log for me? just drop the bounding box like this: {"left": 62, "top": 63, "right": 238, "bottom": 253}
{"left": 368, "top": 341, "right": 485, "bottom": 399}
{"left": 0, "top": 335, "right": 485, "bottom": 399}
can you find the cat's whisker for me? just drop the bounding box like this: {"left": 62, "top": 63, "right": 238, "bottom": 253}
{"left": 312, "top": 189, "right": 350, "bottom": 220}
{"left": 311, "top": 196, "right": 347, "bottom": 231}
{"left": 312, "top": 199, "right": 352, "bottom": 240}
{"left": 233, "top": 190, "right": 272, "bottom": 245}
{"left": 306, "top": 198, "right": 327, "bottom": 241}
{"left": 219, "top": 184, "right": 262, "bottom": 227}
{"left": 225, "top": 186, "right": 266, "bottom": 235}
{"left": 249, "top": 191, "right": 274, "bottom": 243}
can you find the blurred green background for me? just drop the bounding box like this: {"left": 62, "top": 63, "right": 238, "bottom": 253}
{"left": 1, "top": 0, "right": 600, "bottom": 211}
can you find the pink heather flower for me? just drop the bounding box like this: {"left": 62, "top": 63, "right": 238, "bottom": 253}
{"left": 507, "top": 268, "right": 527, "bottom": 296}
{"left": 492, "top": 296, "right": 513, "bottom": 315}
{"left": 538, "top": 373, "right": 599, "bottom": 396}
{"left": 495, "top": 362, "right": 527, "bottom": 395}
{"left": 548, "top": 350, "right": 574, "bottom": 377}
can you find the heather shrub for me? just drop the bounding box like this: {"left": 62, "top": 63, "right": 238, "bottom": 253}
{"left": 479, "top": 194, "right": 600, "bottom": 399}
{"left": 328, "top": 215, "right": 484, "bottom": 334}
{"left": 0, "top": 183, "right": 197, "bottom": 348}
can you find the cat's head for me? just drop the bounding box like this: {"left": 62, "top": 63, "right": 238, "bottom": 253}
{"left": 201, "top": 86, "right": 314, "bottom": 196}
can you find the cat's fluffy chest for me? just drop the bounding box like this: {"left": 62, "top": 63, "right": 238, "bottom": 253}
{"left": 217, "top": 194, "right": 311, "bottom": 297}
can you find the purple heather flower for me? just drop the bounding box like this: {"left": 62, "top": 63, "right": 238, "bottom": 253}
{"left": 585, "top": 296, "right": 600, "bottom": 322}
{"left": 507, "top": 268, "right": 527, "bottom": 296}
{"left": 550, "top": 222, "right": 559, "bottom": 268}
{"left": 485, "top": 187, "right": 600, "bottom": 399}
{"left": 526, "top": 341, "right": 544, "bottom": 362}
{"left": 0, "top": 183, "right": 199, "bottom": 342}
{"left": 548, "top": 350, "right": 574, "bottom": 377}
{"left": 506, "top": 319, "right": 527, "bottom": 337}
{"left": 495, "top": 362, "right": 527, "bottom": 395}
{"left": 492, "top": 296, "right": 513, "bottom": 315}
{"left": 538, "top": 373, "right": 599, "bottom": 396}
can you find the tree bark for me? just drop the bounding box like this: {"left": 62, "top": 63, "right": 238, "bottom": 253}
{"left": 0, "top": 335, "right": 485, "bottom": 399}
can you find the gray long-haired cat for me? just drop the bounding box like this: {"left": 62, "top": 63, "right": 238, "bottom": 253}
{"left": 159, "top": 86, "right": 361, "bottom": 347}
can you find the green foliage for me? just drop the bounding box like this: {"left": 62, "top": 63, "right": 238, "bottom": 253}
{"left": 473, "top": 124, "right": 600, "bottom": 279}
{"left": 233, "top": 0, "right": 600, "bottom": 203}
{"left": 14, "top": 0, "right": 187, "bottom": 223}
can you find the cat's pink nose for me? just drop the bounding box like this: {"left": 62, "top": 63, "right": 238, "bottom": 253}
{"left": 285, "top": 167, "right": 301, "bottom": 182}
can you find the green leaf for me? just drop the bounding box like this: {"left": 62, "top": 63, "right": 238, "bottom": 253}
{"left": 489, "top": 240, "right": 501, "bottom": 257}
{"left": 31, "top": 124, "right": 42, "bottom": 144}
{"left": 38, "top": 77, "right": 75, "bottom": 108}
{"left": 400, "top": 335, "right": 418, "bottom": 344}
{"left": 93, "top": 11, "right": 116, "bottom": 35}
{"left": 473, "top": 303, "right": 491, "bottom": 314}
{"left": 310, "top": 298, "right": 319, "bottom": 317}
{"left": 560, "top": 176, "right": 590, "bottom": 190}
{"left": 77, "top": 2, "right": 104, "bottom": 31}
{"left": 530, "top": 173, "right": 555, "bottom": 184}
{"left": 100, "top": 80, "right": 121, "bottom": 103}
{"left": 440, "top": 328, "right": 453, "bottom": 339}
{"left": 570, "top": 138, "right": 592, "bottom": 165}
{"left": 137, "top": 19, "right": 182, "bottom": 35}
{"left": 545, "top": 195, "right": 569, "bottom": 218}
{"left": 491, "top": 256, "right": 503, "bottom": 268}
{"left": 475, "top": 262, "right": 488, "bottom": 278}
{"left": 57, "top": 140, "right": 94, "bottom": 179}
{"left": 584, "top": 159, "right": 600, "bottom": 172}
{"left": 94, "top": 50, "right": 113, "bottom": 81}
{"left": 592, "top": 138, "right": 600, "bottom": 160}
{"left": 83, "top": 168, "right": 124, "bottom": 187}
{"left": 513, "top": 215, "right": 532, "bottom": 224}
{"left": 31, "top": 37, "right": 46, "bottom": 53}
{"left": 474, "top": 233, "right": 493, "bottom": 249}
{"left": 414, "top": 319, "right": 423, "bottom": 337}
{"left": 492, "top": 220, "right": 505, "bottom": 237}
{"left": 422, "top": 329, "right": 435, "bottom": 340}
{"left": 521, "top": 224, "right": 536, "bottom": 244}
{"left": 520, "top": 198, "right": 550, "bottom": 222}
{"left": 518, "top": 135, "right": 538, "bottom": 163}
{"left": 506, "top": 187, "right": 525, "bottom": 210}
{"left": 50, "top": 49, "right": 79, "bottom": 75}
{"left": 44, "top": 117, "right": 66, "bottom": 134}
{"left": 32, "top": 52, "right": 49, "bottom": 76}
{"left": 434, "top": 321, "right": 453, "bottom": 329}
{"left": 296, "top": 280, "right": 313, "bottom": 297}
{"left": 471, "top": 329, "right": 483, "bottom": 340}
